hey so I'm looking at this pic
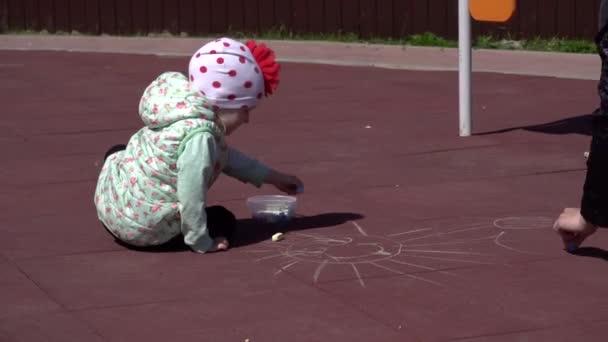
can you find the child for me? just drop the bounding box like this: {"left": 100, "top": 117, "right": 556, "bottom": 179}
{"left": 554, "top": 2, "right": 608, "bottom": 250}
{"left": 94, "top": 37, "right": 303, "bottom": 253}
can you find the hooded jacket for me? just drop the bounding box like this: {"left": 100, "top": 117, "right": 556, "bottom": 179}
{"left": 95, "top": 72, "right": 269, "bottom": 252}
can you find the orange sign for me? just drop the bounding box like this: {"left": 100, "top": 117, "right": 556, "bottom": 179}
{"left": 470, "top": 0, "right": 516, "bottom": 22}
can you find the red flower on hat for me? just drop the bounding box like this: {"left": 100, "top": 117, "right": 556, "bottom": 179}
{"left": 245, "top": 40, "right": 280, "bottom": 96}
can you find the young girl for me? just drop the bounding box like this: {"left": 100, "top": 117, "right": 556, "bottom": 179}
{"left": 94, "top": 37, "right": 303, "bottom": 253}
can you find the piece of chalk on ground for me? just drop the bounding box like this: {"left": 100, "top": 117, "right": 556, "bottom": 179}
{"left": 584, "top": 151, "right": 589, "bottom": 158}
{"left": 566, "top": 242, "right": 578, "bottom": 252}
{"left": 272, "top": 232, "right": 284, "bottom": 242}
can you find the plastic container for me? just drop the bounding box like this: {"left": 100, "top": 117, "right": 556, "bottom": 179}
{"left": 246, "top": 195, "right": 297, "bottom": 224}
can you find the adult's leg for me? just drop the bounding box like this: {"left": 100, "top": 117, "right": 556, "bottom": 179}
{"left": 580, "top": 23, "right": 608, "bottom": 227}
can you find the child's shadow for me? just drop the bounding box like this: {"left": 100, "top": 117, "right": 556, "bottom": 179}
{"left": 114, "top": 212, "right": 364, "bottom": 253}
{"left": 231, "top": 212, "right": 365, "bottom": 248}
{"left": 571, "top": 247, "right": 608, "bottom": 261}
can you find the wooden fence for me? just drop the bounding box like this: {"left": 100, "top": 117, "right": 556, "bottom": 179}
{"left": 0, "top": 0, "right": 603, "bottom": 40}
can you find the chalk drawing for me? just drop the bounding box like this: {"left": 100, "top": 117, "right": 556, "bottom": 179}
{"left": 494, "top": 231, "right": 542, "bottom": 255}
{"left": 351, "top": 263, "right": 366, "bottom": 288}
{"left": 246, "top": 216, "right": 552, "bottom": 288}
{"left": 313, "top": 260, "right": 329, "bottom": 283}
{"left": 353, "top": 221, "right": 368, "bottom": 236}
{"left": 274, "top": 261, "right": 300, "bottom": 276}
{"left": 493, "top": 217, "right": 554, "bottom": 230}
{"left": 388, "top": 228, "right": 433, "bottom": 237}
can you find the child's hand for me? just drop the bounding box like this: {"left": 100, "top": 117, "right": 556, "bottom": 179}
{"left": 266, "top": 170, "right": 304, "bottom": 195}
{"left": 553, "top": 208, "right": 598, "bottom": 251}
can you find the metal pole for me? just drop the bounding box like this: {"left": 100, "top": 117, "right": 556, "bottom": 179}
{"left": 458, "top": 0, "right": 472, "bottom": 137}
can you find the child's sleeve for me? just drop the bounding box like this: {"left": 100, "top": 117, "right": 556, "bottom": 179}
{"left": 176, "top": 132, "right": 217, "bottom": 253}
{"left": 223, "top": 147, "right": 271, "bottom": 188}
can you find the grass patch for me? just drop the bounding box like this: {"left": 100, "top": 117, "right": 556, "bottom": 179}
{"left": 519, "top": 37, "right": 597, "bottom": 53}
{"left": 2, "top": 28, "right": 598, "bottom": 54}
{"left": 228, "top": 28, "right": 596, "bottom": 53}
{"left": 404, "top": 32, "right": 458, "bottom": 47}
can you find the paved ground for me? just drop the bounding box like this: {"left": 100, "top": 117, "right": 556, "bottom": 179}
{"left": 1, "top": 37, "right": 608, "bottom": 342}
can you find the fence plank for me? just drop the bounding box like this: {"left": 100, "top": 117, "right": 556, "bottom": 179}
{"left": 393, "top": 0, "right": 414, "bottom": 37}
{"left": 193, "top": 0, "right": 211, "bottom": 35}
{"left": 341, "top": 0, "right": 359, "bottom": 34}
{"left": 519, "top": 0, "right": 538, "bottom": 38}
{"left": 308, "top": 0, "right": 324, "bottom": 34}
{"left": 54, "top": 0, "right": 70, "bottom": 32}
{"left": 258, "top": 0, "right": 275, "bottom": 31}
{"left": 116, "top": 0, "right": 133, "bottom": 34}
{"left": 324, "top": 0, "right": 340, "bottom": 33}
{"left": 291, "top": 0, "right": 308, "bottom": 33}
{"left": 376, "top": 0, "right": 392, "bottom": 38}
{"left": 226, "top": 0, "right": 245, "bottom": 32}
{"left": 576, "top": 0, "right": 597, "bottom": 39}
{"left": 163, "top": 0, "right": 179, "bottom": 34}
{"left": 130, "top": 0, "right": 148, "bottom": 35}
{"left": 555, "top": 0, "right": 575, "bottom": 38}
{"left": 538, "top": 0, "right": 557, "bottom": 38}
{"left": 445, "top": 0, "right": 458, "bottom": 39}
{"left": 0, "top": 0, "right": 7, "bottom": 32}
{"left": 7, "top": 0, "right": 25, "bottom": 31}
{"left": 428, "top": 0, "right": 447, "bottom": 38}
{"left": 243, "top": 0, "right": 260, "bottom": 33}
{"left": 210, "top": 0, "right": 227, "bottom": 33}
{"left": 178, "top": 0, "right": 194, "bottom": 35}
{"left": 23, "top": 0, "right": 40, "bottom": 31}
{"left": 83, "top": 0, "right": 99, "bottom": 34}
{"left": 69, "top": 0, "right": 87, "bottom": 33}
{"left": 147, "top": 0, "right": 162, "bottom": 33}
{"left": 412, "top": 0, "right": 428, "bottom": 34}
{"left": 359, "top": 0, "right": 375, "bottom": 38}
{"left": 38, "top": 0, "right": 54, "bottom": 32}
{"left": 275, "top": 0, "right": 291, "bottom": 31}
{"left": 99, "top": 0, "right": 116, "bottom": 34}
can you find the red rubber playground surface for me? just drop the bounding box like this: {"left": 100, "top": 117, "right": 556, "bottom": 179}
{"left": 1, "top": 47, "right": 608, "bottom": 342}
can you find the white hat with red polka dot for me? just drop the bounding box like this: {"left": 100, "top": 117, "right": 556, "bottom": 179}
{"left": 188, "top": 37, "right": 266, "bottom": 110}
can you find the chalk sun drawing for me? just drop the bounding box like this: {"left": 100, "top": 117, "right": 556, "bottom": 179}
{"left": 246, "top": 216, "right": 553, "bottom": 288}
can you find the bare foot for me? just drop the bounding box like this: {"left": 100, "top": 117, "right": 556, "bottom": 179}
{"left": 214, "top": 237, "right": 229, "bottom": 251}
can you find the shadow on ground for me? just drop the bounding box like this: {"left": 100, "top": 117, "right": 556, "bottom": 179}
{"left": 109, "top": 212, "right": 365, "bottom": 253}
{"left": 476, "top": 112, "right": 594, "bottom": 136}
{"left": 572, "top": 246, "right": 608, "bottom": 261}
{"left": 232, "top": 212, "right": 365, "bottom": 247}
